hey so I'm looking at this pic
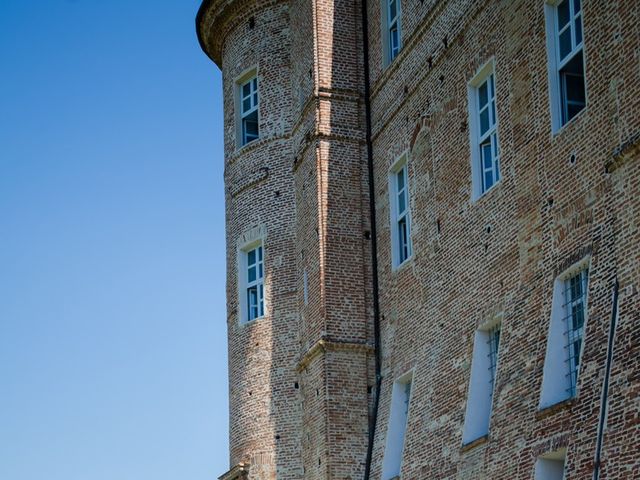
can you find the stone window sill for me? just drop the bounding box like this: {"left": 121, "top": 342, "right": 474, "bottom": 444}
{"left": 461, "top": 434, "right": 489, "bottom": 453}
{"left": 536, "top": 397, "right": 575, "bottom": 420}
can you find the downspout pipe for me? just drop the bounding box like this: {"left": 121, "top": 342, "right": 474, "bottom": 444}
{"left": 361, "top": 0, "right": 382, "bottom": 478}
{"left": 593, "top": 277, "right": 620, "bottom": 480}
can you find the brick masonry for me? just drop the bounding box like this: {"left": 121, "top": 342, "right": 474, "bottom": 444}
{"left": 197, "top": 0, "right": 640, "bottom": 478}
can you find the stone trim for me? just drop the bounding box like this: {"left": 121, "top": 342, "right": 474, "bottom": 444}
{"left": 291, "top": 87, "right": 364, "bottom": 138}
{"left": 297, "top": 339, "right": 374, "bottom": 372}
{"left": 293, "top": 132, "right": 366, "bottom": 173}
{"left": 460, "top": 434, "right": 489, "bottom": 453}
{"left": 536, "top": 398, "right": 575, "bottom": 420}
{"left": 218, "top": 463, "right": 250, "bottom": 480}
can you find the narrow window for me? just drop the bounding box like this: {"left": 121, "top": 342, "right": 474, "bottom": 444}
{"left": 468, "top": 61, "right": 500, "bottom": 200}
{"left": 395, "top": 166, "right": 410, "bottom": 264}
{"left": 389, "top": 155, "right": 412, "bottom": 269}
{"left": 535, "top": 448, "right": 567, "bottom": 480}
{"left": 303, "top": 268, "right": 309, "bottom": 305}
{"left": 545, "top": 0, "right": 586, "bottom": 131}
{"left": 540, "top": 261, "right": 589, "bottom": 408}
{"left": 382, "top": 372, "right": 413, "bottom": 480}
{"left": 476, "top": 73, "right": 500, "bottom": 193}
{"left": 462, "top": 323, "right": 501, "bottom": 444}
{"left": 242, "top": 243, "right": 264, "bottom": 323}
{"left": 238, "top": 74, "right": 259, "bottom": 147}
{"left": 383, "top": 0, "right": 401, "bottom": 65}
{"left": 563, "top": 268, "right": 588, "bottom": 397}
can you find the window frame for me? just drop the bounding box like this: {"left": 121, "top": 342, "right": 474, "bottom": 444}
{"left": 235, "top": 68, "right": 260, "bottom": 149}
{"left": 544, "top": 0, "right": 587, "bottom": 133}
{"left": 540, "top": 258, "right": 590, "bottom": 409}
{"left": 468, "top": 59, "right": 500, "bottom": 201}
{"left": 238, "top": 239, "right": 265, "bottom": 325}
{"left": 381, "top": 370, "right": 414, "bottom": 480}
{"left": 535, "top": 448, "right": 567, "bottom": 480}
{"left": 388, "top": 153, "right": 412, "bottom": 270}
{"left": 563, "top": 267, "right": 588, "bottom": 397}
{"left": 462, "top": 320, "right": 502, "bottom": 445}
{"left": 381, "top": 0, "right": 402, "bottom": 66}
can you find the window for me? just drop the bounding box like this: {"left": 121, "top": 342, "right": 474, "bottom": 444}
{"left": 462, "top": 323, "right": 501, "bottom": 444}
{"left": 303, "top": 268, "right": 309, "bottom": 305}
{"left": 237, "top": 73, "right": 259, "bottom": 147}
{"left": 540, "top": 261, "right": 589, "bottom": 408}
{"left": 545, "top": 0, "right": 586, "bottom": 131}
{"left": 389, "top": 155, "right": 412, "bottom": 268}
{"left": 468, "top": 61, "right": 500, "bottom": 200}
{"left": 535, "top": 448, "right": 567, "bottom": 480}
{"left": 240, "top": 243, "right": 264, "bottom": 323}
{"left": 563, "top": 268, "right": 588, "bottom": 395}
{"left": 382, "top": 0, "right": 401, "bottom": 65}
{"left": 382, "top": 372, "right": 413, "bottom": 480}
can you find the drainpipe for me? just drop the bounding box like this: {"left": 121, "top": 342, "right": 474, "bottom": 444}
{"left": 593, "top": 277, "right": 619, "bottom": 480}
{"left": 360, "top": 0, "right": 382, "bottom": 478}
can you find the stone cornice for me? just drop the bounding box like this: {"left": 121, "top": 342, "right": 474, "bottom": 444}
{"left": 218, "top": 463, "right": 250, "bottom": 480}
{"left": 297, "top": 338, "right": 374, "bottom": 372}
{"left": 196, "top": 0, "right": 287, "bottom": 67}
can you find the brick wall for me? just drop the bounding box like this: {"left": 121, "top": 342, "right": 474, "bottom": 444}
{"left": 366, "top": 0, "right": 639, "bottom": 478}
{"left": 197, "top": 0, "right": 640, "bottom": 478}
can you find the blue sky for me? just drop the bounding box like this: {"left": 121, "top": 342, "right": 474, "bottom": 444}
{"left": 0, "top": 1, "right": 228, "bottom": 479}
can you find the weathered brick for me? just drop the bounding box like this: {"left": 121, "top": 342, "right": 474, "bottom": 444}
{"left": 197, "top": 0, "right": 640, "bottom": 478}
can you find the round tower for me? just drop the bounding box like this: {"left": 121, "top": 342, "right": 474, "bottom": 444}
{"left": 198, "top": 0, "right": 375, "bottom": 478}
{"left": 197, "top": 1, "right": 301, "bottom": 479}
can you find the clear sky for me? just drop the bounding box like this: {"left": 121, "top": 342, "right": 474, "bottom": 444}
{"left": 0, "top": 1, "right": 228, "bottom": 479}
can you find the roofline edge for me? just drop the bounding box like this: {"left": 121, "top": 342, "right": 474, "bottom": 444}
{"left": 196, "top": 0, "right": 216, "bottom": 63}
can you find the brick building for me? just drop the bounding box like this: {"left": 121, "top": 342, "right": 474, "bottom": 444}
{"left": 196, "top": 0, "right": 640, "bottom": 478}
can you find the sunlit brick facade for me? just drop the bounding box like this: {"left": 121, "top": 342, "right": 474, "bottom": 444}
{"left": 196, "top": 1, "right": 640, "bottom": 478}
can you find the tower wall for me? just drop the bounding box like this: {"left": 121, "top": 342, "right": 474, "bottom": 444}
{"left": 213, "top": 1, "right": 302, "bottom": 478}
{"left": 199, "top": 0, "right": 375, "bottom": 478}
{"left": 290, "top": 0, "right": 374, "bottom": 477}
